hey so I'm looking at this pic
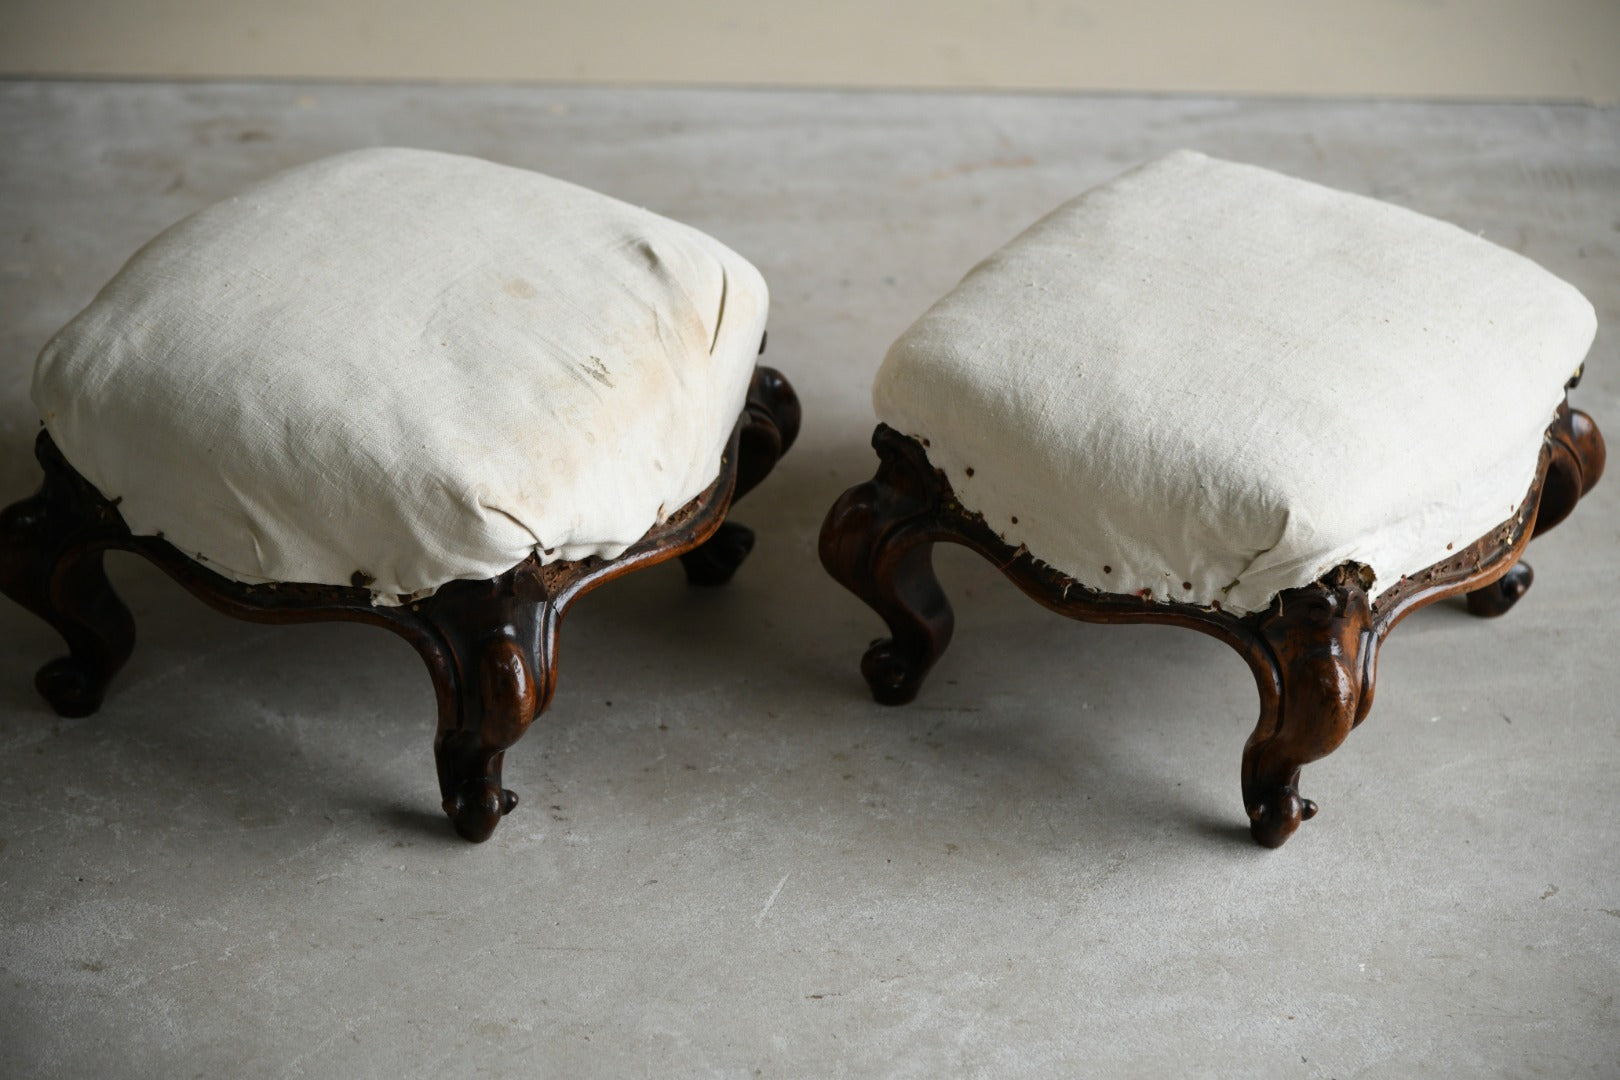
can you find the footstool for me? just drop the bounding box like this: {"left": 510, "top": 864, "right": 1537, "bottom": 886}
{"left": 0, "top": 148, "right": 799, "bottom": 842}
{"left": 820, "top": 150, "right": 1603, "bottom": 848}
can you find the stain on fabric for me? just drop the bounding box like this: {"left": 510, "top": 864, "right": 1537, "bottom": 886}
{"left": 582, "top": 356, "right": 614, "bottom": 387}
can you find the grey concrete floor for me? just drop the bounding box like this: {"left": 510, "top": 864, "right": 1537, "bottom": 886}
{"left": 0, "top": 82, "right": 1616, "bottom": 1079}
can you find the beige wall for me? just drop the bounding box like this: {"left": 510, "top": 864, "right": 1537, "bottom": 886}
{"left": 5, "top": 0, "right": 1617, "bottom": 103}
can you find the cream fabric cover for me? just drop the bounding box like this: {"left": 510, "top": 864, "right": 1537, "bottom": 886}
{"left": 34, "top": 148, "right": 768, "bottom": 603}
{"left": 875, "top": 150, "right": 1595, "bottom": 615}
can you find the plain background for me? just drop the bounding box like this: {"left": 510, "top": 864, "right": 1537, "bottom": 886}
{"left": 4, "top": 0, "right": 1620, "bottom": 102}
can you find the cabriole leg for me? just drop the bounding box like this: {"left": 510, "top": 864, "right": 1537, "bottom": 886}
{"left": 682, "top": 365, "right": 802, "bottom": 586}
{"left": 1240, "top": 566, "right": 1376, "bottom": 848}
{"left": 819, "top": 426, "right": 956, "bottom": 706}
{"left": 1467, "top": 402, "right": 1605, "bottom": 618}
{"left": 0, "top": 434, "right": 135, "bottom": 717}
{"left": 415, "top": 581, "right": 556, "bottom": 842}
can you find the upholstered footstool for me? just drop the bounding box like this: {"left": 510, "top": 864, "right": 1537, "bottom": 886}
{"left": 1, "top": 148, "right": 799, "bottom": 842}
{"left": 820, "top": 150, "right": 1603, "bottom": 848}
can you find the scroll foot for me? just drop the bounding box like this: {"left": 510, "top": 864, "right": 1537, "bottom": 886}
{"left": 442, "top": 778, "right": 521, "bottom": 843}
{"left": 1465, "top": 561, "right": 1533, "bottom": 618}
{"left": 681, "top": 521, "right": 756, "bottom": 586}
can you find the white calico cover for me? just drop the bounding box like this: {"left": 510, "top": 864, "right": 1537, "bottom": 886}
{"left": 35, "top": 148, "right": 769, "bottom": 603}
{"left": 875, "top": 150, "right": 1594, "bottom": 614}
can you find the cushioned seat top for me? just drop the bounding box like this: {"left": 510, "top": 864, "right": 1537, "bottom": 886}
{"left": 875, "top": 150, "right": 1594, "bottom": 615}
{"left": 34, "top": 148, "right": 768, "bottom": 603}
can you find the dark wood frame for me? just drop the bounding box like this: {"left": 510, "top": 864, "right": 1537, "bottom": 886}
{"left": 820, "top": 391, "right": 1604, "bottom": 848}
{"left": 0, "top": 364, "right": 799, "bottom": 843}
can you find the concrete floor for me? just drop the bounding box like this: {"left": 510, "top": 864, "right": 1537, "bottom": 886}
{"left": 0, "top": 82, "right": 1616, "bottom": 1078}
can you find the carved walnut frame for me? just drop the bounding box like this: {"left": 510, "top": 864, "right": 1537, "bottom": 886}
{"left": 0, "top": 364, "right": 800, "bottom": 843}
{"left": 820, "top": 390, "right": 1604, "bottom": 848}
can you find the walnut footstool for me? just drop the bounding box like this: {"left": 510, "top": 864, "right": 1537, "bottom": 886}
{"left": 820, "top": 150, "right": 1603, "bottom": 848}
{"left": 1, "top": 148, "right": 799, "bottom": 842}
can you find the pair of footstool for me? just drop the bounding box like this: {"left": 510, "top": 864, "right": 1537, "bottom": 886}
{"left": 1, "top": 148, "right": 1602, "bottom": 848}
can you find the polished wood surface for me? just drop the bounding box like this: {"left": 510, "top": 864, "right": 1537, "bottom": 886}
{"left": 0, "top": 363, "right": 800, "bottom": 842}
{"left": 820, "top": 398, "right": 1603, "bottom": 848}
